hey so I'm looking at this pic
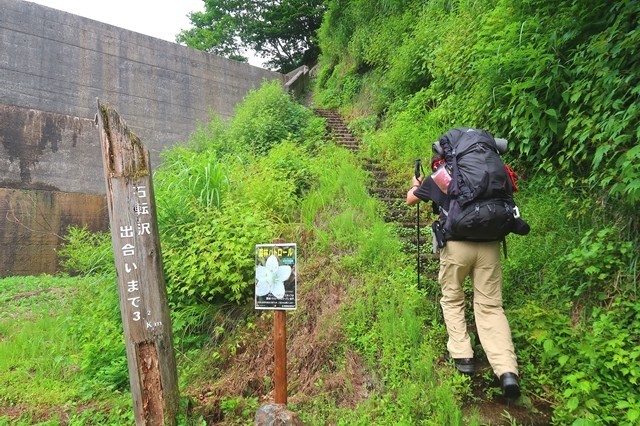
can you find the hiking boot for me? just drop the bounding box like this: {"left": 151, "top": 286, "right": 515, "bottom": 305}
{"left": 445, "top": 354, "right": 475, "bottom": 375}
{"left": 500, "top": 372, "right": 521, "bottom": 399}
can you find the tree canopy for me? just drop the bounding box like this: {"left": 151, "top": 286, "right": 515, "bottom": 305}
{"left": 177, "top": 0, "right": 326, "bottom": 73}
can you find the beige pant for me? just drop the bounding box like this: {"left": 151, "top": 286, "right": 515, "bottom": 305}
{"left": 439, "top": 240, "right": 518, "bottom": 377}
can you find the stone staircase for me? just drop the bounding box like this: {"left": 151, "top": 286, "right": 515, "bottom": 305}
{"left": 314, "top": 108, "right": 437, "bottom": 281}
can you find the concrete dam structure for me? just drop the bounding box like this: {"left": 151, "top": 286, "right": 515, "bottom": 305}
{"left": 0, "top": 0, "right": 294, "bottom": 276}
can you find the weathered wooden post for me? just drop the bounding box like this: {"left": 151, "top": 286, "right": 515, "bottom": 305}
{"left": 96, "top": 100, "right": 179, "bottom": 425}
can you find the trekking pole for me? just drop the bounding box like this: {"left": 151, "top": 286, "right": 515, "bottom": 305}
{"left": 414, "top": 159, "right": 422, "bottom": 288}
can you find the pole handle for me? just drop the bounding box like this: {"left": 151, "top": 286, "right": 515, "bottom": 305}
{"left": 414, "top": 158, "right": 422, "bottom": 179}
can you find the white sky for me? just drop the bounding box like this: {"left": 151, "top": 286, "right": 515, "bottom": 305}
{"left": 24, "top": 0, "right": 263, "bottom": 66}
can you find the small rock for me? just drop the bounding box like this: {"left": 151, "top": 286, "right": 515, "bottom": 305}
{"left": 254, "top": 404, "right": 304, "bottom": 426}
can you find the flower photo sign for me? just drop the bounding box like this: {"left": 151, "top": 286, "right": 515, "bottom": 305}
{"left": 255, "top": 243, "right": 297, "bottom": 310}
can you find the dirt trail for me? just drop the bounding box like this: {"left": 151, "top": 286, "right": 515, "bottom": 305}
{"left": 314, "top": 108, "right": 553, "bottom": 425}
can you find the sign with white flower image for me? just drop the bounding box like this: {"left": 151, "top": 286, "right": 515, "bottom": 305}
{"left": 255, "top": 243, "right": 297, "bottom": 310}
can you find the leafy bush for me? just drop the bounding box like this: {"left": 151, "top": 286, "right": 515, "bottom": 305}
{"left": 508, "top": 302, "right": 566, "bottom": 400}
{"left": 561, "top": 227, "right": 635, "bottom": 303}
{"left": 150, "top": 80, "right": 325, "bottom": 309}
{"left": 511, "top": 299, "right": 640, "bottom": 425}
{"left": 238, "top": 140, "right": 314, "bottom": 219}
{"left": 553, "top": 299, "right": 640, "bottom": 425}
{"left": 227, "top": 80, "right": 326, "bottom": 157}
{"left": 188, "top": 114, "right": 229, "bottom": 153}
{"left": 58, "top": 226, "right": 114, "bottom": 276}
{"left": 162, "top": 198, "right": 276, "bottom": 305}
{"left": 559, "top": 0, "right": 640, "bottom": 205}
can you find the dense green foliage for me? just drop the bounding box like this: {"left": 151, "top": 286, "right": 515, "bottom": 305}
{"left": 177, "top": 0, "right": 326, "bottom": 71}
{"left": 317, "top": 0, "right": 639, "bottom": 207}
{"left": 7, "top": 2, "right": 640, "bottom": 422}
{"left": 155, "top": 82, "right": 325, "bottom": 306}
{"left": 315, "top": 0, "right": 639, "bottom": 424}
{"left": 61, "top": 81, "right": 325, "bottom": 308}
{"left": 30, "top": 79, "right": 473, "bottom": 424}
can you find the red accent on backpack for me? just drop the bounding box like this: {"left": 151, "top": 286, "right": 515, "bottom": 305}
{"left": 505, "top": 164, "right": 520, "bottom": 192}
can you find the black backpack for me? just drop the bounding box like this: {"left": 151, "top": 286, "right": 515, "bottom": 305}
{"left": 437, "top": 127, "right": 529, "bottom": 241}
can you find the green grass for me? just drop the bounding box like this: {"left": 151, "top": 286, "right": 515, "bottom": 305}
{"left": 0, "top": 275, "right": 132, "bottom": 424}
{"left": 0, "top": 276, "right": 81, "bottom": 403}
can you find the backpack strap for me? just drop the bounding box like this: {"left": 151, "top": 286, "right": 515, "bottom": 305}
{"left": 438, "top": 135, "right": 458, "bottom": 197}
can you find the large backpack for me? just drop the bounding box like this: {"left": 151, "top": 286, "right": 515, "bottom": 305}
{"left": 437, "top": 127, "right": 528, "bottom": 241}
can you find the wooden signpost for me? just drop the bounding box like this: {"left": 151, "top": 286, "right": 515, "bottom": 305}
{"left": 96, "top": 101, "right": 179, "bottom": 425}
{"left": 254, "top": 243, "right": 303, "bottom": 425}
{"left": 274, "top": 309, "right": 288, "bottom": 404}
{"left": 255, "top": 243, "right": 297, "bottom": 406}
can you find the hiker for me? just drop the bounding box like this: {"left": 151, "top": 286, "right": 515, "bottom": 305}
{"left": 406, "top": 128, "right": 522, "bottom": 399}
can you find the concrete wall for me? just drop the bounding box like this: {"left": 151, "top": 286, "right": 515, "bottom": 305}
{"left": 0, "top": 105, "right": 101, "bottom": 192}
{"left": 0, "top": 188, "right": 109, "bottom": 276}
{"left": 1, "top": 0, "right": 284, "bottom": 194}
{"left": 0, "top": 0, "right": 286, "bottom": 276}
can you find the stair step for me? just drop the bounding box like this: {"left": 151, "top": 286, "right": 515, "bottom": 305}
{"left": 366, "top": 167, "right": 385, "bottom": 173}
{"left": 314, "top": 107, "right": 441, "bottom": 265}
{"left": 370, "top": 187, "right": 402, "bottom": 197}
{"left": 363, "top": 163, "right": 385, "bottom": 172}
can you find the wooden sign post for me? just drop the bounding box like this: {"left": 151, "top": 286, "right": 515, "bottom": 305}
{"left": 255, "top": 243, "right": 297, "bottom": 407}
{"left": 274, "top": 310, "right": 287, "bottom": 404}
{"left": 96, "top": 101, "right": 179, "bottom": 425}
{"left": 254, "top": 243, "right": 303, "bottom": 424}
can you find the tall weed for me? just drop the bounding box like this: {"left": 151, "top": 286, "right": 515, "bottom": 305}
{"left": 58, "top": 226, "right": 114, "bottom": 276}
{"left": 154, "top": 147, "right": 229, "bottom": 232}
{"left": 553, "top": 300, "right": 640, "bottom": 425}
